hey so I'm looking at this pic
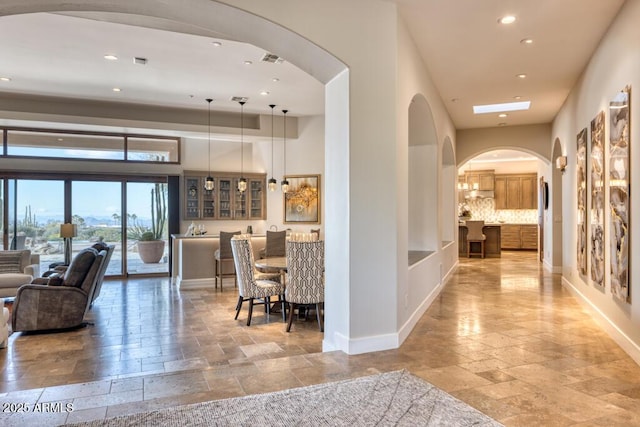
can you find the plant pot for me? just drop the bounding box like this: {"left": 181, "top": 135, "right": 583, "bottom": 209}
{"left": 137, "top": 240, "right": 165, "bottom": 264}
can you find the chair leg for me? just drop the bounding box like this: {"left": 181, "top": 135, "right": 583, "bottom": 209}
{"left": 316, "top": 302, "right": 324, "bottom": 332}
{"left": 281, "top": 295, "right": 287, "bottom": 322}
{"left": 214, "top": 259, "right": 219, "bottom": 289}
{"left": 286, "top": 302, "right": 296, "bottom": 332}
{"left": 265, "top": 296, "right": 271, "bottom": 314}
{"left": 234, "top": 296, "right": 243, "bottom": 320}
{"left": 247, "top": 298, "right": 254, "bottom": 326}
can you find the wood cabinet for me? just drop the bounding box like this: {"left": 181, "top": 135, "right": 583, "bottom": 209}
{"left": 459, "top": 224, "right": 501, "bottom": 258}
{"left": 464, "top": 169, "right": 495, "bottom": 191}
{"left": 183, "top": 171, "right": 266, "bottom": 220}
{"left": 500, "top": 224, "right": 538, "bottom": 250}
{"left": 494, "top": 173, "right": 537, "bottom": 209}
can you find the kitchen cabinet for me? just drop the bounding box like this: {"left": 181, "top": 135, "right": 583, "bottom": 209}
{"left": 494, "top": 173, "right": 537, "bottom": 209}
{"left": 464, "top": 169, "right": 495, "bottom": 191}
{"left": 459, "top": 224, "right": 501, "bottom": 257}
{"left": 500, "top": 224, "right": 538, "bottom": 250}
{"left": 183, "top": 171, "right": 266, "bottom": 220}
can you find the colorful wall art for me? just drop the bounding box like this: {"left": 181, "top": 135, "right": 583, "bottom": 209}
{"left": 590, "top": 111, "right": 605, "bottom": 289}
{"left": 576, "top": 127, "right": 588, "bottom": 277}
{"left": 609, "top": 86, "right": 631, "bottom": 302}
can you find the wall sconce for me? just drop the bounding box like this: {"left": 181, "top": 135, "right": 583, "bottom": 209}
{"left": 556, "top": 155, "right": 567, "bottom": 173}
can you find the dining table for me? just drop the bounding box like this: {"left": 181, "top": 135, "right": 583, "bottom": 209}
{"left": 254, "top": 256, "right": 287, "bottom": 272}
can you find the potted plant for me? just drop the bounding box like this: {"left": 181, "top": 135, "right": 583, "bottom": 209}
{"left": 128, "top": 184, "right": 167, "bottom": 264}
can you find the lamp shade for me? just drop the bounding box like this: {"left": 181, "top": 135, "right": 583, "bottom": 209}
{"left": 60, "top": 223, "right": 77, "bottom": 238}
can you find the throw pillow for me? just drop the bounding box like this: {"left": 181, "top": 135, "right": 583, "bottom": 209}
{"left": 0, "top": 251, "right": 24, "bottom": 274}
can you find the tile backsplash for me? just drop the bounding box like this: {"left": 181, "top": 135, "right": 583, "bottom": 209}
{"left": 459, "top": 198, "right": 537, "bottom": 224}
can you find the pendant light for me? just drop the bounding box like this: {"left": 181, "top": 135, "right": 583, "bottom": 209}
{"left": 238, "top": 100, "right": 247, "bottom": 193}
{"left": 204, "top": 98, "right": 215, "bottom": 191}
{"left": 280, "top": 109, "right": 289, "bottom": 193}
{"left": 268, "top": 104, "right": 277, "bottom": 191}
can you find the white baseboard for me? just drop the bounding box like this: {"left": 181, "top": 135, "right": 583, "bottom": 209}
{"left": 326, "top": 260, "right": 457, "bottom": 355}
{"left": 561, "top": 276, "right": 640, "bottom": 366}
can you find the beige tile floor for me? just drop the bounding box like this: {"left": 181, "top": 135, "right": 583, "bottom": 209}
{"left": 2, "top": 251, "right": 640, "bottom": 426}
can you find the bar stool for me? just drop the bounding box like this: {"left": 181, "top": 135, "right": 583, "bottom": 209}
{"left": 466, "top": 220, "right": 486, "bottom": 258}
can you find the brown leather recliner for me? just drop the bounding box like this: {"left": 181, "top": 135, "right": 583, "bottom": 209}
{"left": 11, "top": 245, "right": 114, "bottom": 332}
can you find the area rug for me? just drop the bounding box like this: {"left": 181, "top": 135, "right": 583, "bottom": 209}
{"left": 65, "top": 370, "right": 502, "bottom": 426}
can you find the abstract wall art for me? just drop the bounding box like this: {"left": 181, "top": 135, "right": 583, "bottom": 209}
{"left": 590, "top": 111, "right": 605, "bottom": 289}
{"left": 609, "top": 86, "right": 630, "bottom": 302}
{"left": 283, "top": 174, "right": 321, "bottom": 224}
{"left": 576, "top": 127, "right": 588, "bottom": 277}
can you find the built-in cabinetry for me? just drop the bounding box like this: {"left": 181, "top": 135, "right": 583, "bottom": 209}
{"left": 183, "top": 171, "right": 266, "bottom": 220}
{"left": 458, "top": 224, "right": 501, "bottom": 258}
{"left": 494, "top": 173, "right": 537, "bottom": 209}
{"left": 500, "top": 224, "right": 538, "bottom": 250}
{"left": 459, "top": 169, "right": 495, "bottom": 202}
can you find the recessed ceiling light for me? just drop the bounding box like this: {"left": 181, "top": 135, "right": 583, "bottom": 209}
{"left": 513, "top": 95, "right": 522, "bottom": 100}
{"left": 212, "top": 41, "right": 222, "bottom": 47}
{"left": 0, "top": 77, "right": 10, "bottom": 82}
{"left": 498, "top": 122, "right": 508, "bottom": 126}
{"left": 498, "top": 113, "right": 508, "bottom": 118}
{"left": 112, "top": 87, "right": 121, "bottom": 92}
{"left": 451, "top": 98, "right": 460, "bottom": 103}
{"left": 244, "top": 60, "right": 253, "bottom": 65}
{"left": 272, "top": 77, "right": 280, "bottom": 82}
{"left": 473, "top": 101, "right": 531, "bottom": 114}
{"left": 104, "top": 54, "right": 118, "bottom": 61}
{"left": 498, "top": 15, "right": 516, "bottom": 24}
{"left": 516, "top": 74, "right": 527, "bottom": 79}
{"left": 260, "top": 91, "right": 270, "bottom": 96}
{"left": 520, "top": 38, "right": 533, "bottom": 45}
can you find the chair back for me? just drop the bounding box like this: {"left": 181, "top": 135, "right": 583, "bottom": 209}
{"left": 230, "top": 236, "right": 256, "bottom": 297}
{"left": 264, "top": 230, "right": 287, "bottom": 257}
{"left": 89, "top": 244, "right": 115, "bottom": 305}
{"left": 219, "top": 231, "right": 241, "bottom": 259}
{"left": 286, "top": 240, "right": 324, "bottom": 304}
{"left": 466, "top": 220, "right": 486, "bottom": 241}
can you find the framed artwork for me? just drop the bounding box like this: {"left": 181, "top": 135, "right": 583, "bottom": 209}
{"left": 576, "top": 127, "right": 588, "bottom": 277}
{"left": 283, "top": 174, "right": 321, "bottom": 224}
{"left": 590, "top": 111, "right": 605, "bottom": 289}
{"left": 609, "top": 86, "right": 631, "bottom": 303}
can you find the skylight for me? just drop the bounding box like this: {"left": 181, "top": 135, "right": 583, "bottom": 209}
{"left": 473, "top": 101, "right": 531, "bottom": 114}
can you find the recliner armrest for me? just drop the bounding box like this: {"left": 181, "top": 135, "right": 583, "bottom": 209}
{"left": 24, "top": 263, "right": 41, "bottom": 278}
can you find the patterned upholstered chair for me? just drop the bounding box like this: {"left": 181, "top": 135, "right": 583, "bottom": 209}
{"left": 214, "top": 231, "right": 241, "bottom": 291}
{"left": 285, "top": 240, "right": 325, "bottom": 332}
{"left": 230, "top": 236, "right": 285, "bottom": 326}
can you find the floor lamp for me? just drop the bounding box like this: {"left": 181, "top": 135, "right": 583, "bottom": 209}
{"left": 60, "top": 223, "right": 77, "bottom": 266}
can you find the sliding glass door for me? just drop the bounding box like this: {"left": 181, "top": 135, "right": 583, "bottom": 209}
{"left": 1, "top": 175, "right": 169, "bottom": 278}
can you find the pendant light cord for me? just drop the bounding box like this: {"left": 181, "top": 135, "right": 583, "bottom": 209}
{"left": 270, "top": 104, "right": 275, "bottom": 176}
{"left": 206, "top": 98, "right": 212, "bottom": 176}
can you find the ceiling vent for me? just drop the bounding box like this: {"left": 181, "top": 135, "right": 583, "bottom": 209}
{"left": 133, "top": 57, "right": 147, "bottom": 65}
{"left": 230, "top": 96, "right": 249, "bottom": 103}
{"left": 261, "top": 53, "right": 284, "bottom": 64}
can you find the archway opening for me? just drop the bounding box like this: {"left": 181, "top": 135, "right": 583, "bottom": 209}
{"left": 408, "top": 94, "right": 438, "bottom": 264}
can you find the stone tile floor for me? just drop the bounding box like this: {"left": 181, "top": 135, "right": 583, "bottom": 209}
{"left": 2, "top": 251, "right": 640, "bottom": 426}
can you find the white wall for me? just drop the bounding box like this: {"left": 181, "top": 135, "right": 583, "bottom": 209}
{"left": 552, "top": 0, "right": 640, "bottom": 363}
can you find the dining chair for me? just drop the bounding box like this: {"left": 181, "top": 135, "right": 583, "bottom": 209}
{"left": 285, "top": 240, "right": 325, "bottom": 332}
{"left": 214, "top": 231, "right": 240, "bottom": 291}
{"left": 466, "top": 220, "right": 486, "bottom": 258}
{"left": 259, "top": 230, "right": 287, "bottom": 258}
{"left": 230, "top": 235, "right": 286, "bottom": 326}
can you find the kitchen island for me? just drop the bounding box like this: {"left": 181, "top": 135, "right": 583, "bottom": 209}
{"left": 458, "top": 223, "right": 501, "bottom": 258}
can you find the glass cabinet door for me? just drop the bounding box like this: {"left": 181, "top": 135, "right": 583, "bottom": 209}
{"left": 218, "top": 178, "right": 232, "bottom": 219}
{"left": 184, "top": 177, "right": 200, "bottom": 219}
{"left": 233, "top": 178, "right": 247, "bottom": 219}
{"left": 249, "top": 179, "right": 264, "bottom": 219}
{"left": 202, "top": 179, "right": 215, "bottom": 219}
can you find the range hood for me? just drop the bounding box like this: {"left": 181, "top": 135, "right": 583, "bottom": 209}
{"left": 465, "top": 189, "right": 494, "bottom": 199}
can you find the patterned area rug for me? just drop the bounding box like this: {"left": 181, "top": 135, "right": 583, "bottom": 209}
{"left": 66, "top": 370, "right": 503, "bottom": 426}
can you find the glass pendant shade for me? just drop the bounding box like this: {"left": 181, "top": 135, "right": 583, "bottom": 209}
{"left": 238, "top": 100, "right": 246, "bottom": 193}
{"left": 238, "top": 177, "right": 247, "bottom": 193}
{"left": 281, "top": 109, "right": 289, "bottom": 193}
{"left": 268, "top": 104, "right": 277, "bottom": 191}
{"left": 205, "top": 98, "right": 214, "bottom": 191}
{"left": 281, "top": 179, "right": 289, "bottom": 194}
{"left": 204, "top": 176, "right": 214, "bottom": 191}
